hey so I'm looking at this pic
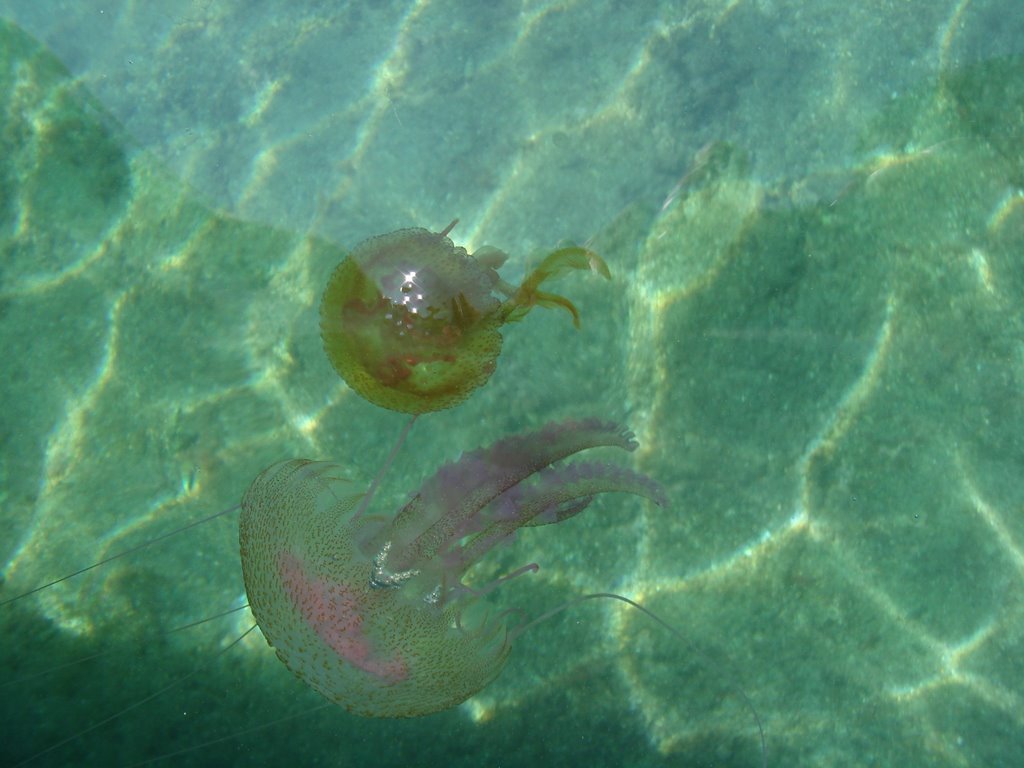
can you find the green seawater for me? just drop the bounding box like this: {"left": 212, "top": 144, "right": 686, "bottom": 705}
{"left": 2, "top": 2, "right": 1023, "bottom": 766}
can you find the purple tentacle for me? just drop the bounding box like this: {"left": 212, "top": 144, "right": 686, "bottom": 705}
{"left": 387, "top": 419, "right": 639, "bottom": 570}
{"left": 452, "top": 460, "right": 667, "bottom": 571}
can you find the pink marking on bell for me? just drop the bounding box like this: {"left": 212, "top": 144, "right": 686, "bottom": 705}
{"left": 278, "top": 550, "right": 408, "bottom": 684}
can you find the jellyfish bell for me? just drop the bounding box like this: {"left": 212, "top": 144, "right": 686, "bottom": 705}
{"left": 319, "top": 220, "right": 611, "bottom": 415}
{"left": 319, "top": 220, "right": 504, "bottom": 415}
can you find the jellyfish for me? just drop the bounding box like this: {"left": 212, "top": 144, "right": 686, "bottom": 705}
{"left": 239, "top": 418, "right": 664, "bottom": 716}
{"left": 319, "top": 220, "right": 611, "bottom": 414}
{"left": 4, "top": 419, "right": 765, "bottom": 766}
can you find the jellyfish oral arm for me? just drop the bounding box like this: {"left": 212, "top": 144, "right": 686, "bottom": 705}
{"left": 452, "top": 459, "right": 666, "bottom": 572}
{"left": 502, "top": 246, "right": 612, "bottom": 328}
{"left": 382, "top": 420, "right": 645, "bottom": 571}
{"left": 363, "top": 419, "right": 667, "bottom": 614}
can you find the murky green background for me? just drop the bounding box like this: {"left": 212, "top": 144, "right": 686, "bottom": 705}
{"left": 2, "top": 1, "right": 1022, "bottom": 766}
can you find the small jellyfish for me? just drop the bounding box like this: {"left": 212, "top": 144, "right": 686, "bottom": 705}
{"left": 319, "top": 220, "right": 610, "bottom": 414}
